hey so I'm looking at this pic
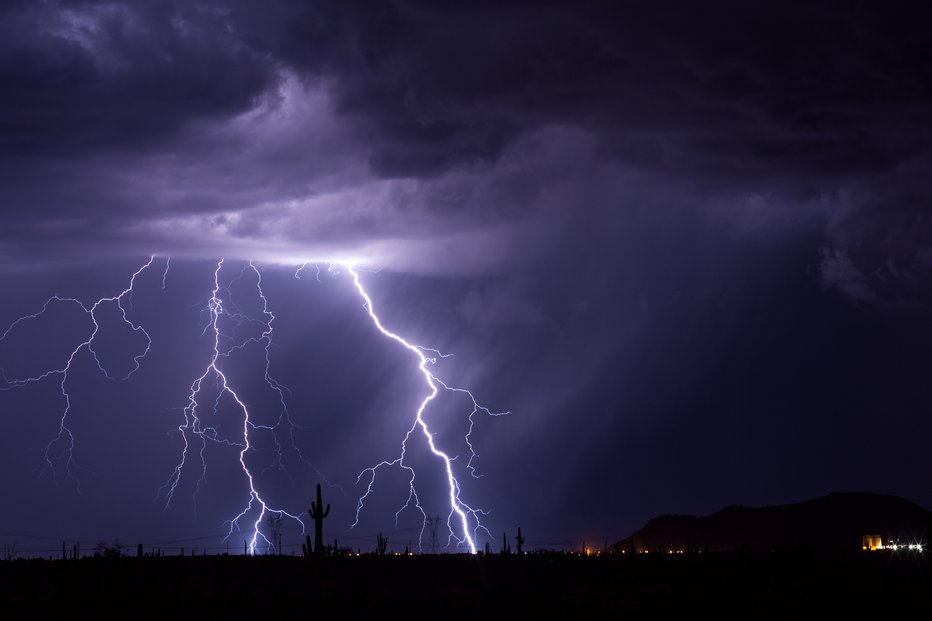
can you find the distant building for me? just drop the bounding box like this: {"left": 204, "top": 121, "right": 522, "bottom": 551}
{"left": 862, "top": 535, "right": 883, "bottom": 551}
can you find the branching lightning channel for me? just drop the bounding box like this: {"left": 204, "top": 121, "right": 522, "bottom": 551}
{"left": 158, "top": 259, "right": 305, "bottom": 554}
{"left": 0, "top": 256, "right": 161, "bottom": 488}
{"left": 345, "top": 265, "right": 508, "bottom": 554}
{"left": 1, "top": 257, "right": 505, "bottom": 555}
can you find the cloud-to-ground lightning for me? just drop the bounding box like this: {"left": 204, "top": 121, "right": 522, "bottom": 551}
{"left": 1, "top": 257, "right": 505, "bottom": 555}
{"left": 159, "top": 259, "right": 307, "bottom": 554}
{"left": 345, "top": 265, "right": 508, "bottom": 554}
{"left": 0, "top": 256, "right": 161, "bottom": 488}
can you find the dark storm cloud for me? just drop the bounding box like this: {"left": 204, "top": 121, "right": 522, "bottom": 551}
{"left": 226, "top": 0, "right": 932, "bottom": 301}
{"left": 0, "top": 2, "right": 270, "bottom": 156}
{"left": 2, "top": 1, "right": 932, "bottom": 551}
{"left": 1, "top": 0, "right": 930, "bottom": 296}
{"left": 228, "top": 1, "right": 930, "bottom": 176}
{"left": 0, "top": 1, "right": 365, "bottom": 263}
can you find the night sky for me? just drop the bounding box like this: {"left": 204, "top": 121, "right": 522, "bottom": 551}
{"left": 1, "top": 1, "right": 931, "bottom": 555}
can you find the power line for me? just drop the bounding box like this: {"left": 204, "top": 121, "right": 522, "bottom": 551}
{"left": 0, "top": 526, "right": 624, "bottom": 557}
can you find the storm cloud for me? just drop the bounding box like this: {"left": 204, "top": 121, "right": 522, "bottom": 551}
{"left": 0, "top": 1, "right": 928, "bottom": 301}
{"left": 1, "top": 1, "right": 931, "bottom": 547}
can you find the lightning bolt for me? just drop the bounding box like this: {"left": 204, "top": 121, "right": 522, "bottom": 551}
{"left": 1, "top": 257, "right": 505, "bottom": 555}
{"left": 161, "top": 257, "right": 171, "bottom": 290}
{"left": 0, "top": 256, "right": 161, "bottom": 488}
{"left": 344, "top": 265, "right": 508, "bottom": 554}
{"left": 159, "top": 259, "right": 306, "bottom": 554}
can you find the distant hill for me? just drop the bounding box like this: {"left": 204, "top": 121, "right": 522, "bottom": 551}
{"left": 618, "top": 492, "right": 931, "bottom": 554}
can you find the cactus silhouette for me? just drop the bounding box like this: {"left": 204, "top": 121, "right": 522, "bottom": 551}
{"left": 377, "top": 532, "right": 388, "bottom": 555}
{"left": 501, "top": 532, "right": 511, "bottom": 555}
{"left": 308, "top": 483, "right": 330, "bottom": 557}
{"left": 515, "top": 527, "right": 525, "bottom": 555}
{"left": 301, "top": 534, "right": 312, "bottom": 557}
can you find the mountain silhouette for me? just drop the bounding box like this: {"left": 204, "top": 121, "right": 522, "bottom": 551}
{"left": 619, "top": 492, "right": 930, "bottom": 553}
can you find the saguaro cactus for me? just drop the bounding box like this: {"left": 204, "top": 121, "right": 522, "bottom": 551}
{"left": 515, "top": 527, "right": 525, "bottom": 555}
{"left": 301, "top": 535, "right": 312, "bottom": 557}
{"left": 501, "top": 533, "right": 511, "bottom": 555}
{"left": 308, "top": 483, "right": 330, "bottom": 556}
{"left": 377, "top": 532, "right": 388, "bottom": 556}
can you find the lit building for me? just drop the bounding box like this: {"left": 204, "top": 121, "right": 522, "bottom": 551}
{"left": 862, "top": 535, "right": 883, "bottom": 551}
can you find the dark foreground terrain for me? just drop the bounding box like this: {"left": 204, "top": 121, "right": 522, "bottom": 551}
{"left": 1, "top": 552, "right": 928, "bottom": 614}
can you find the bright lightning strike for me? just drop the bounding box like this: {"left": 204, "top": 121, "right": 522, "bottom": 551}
{"left": 345, "top": 266, "right": 508, "bottom": 554}
{"left": 159, "top": 259, "right": 306, "bottom": 554}
{"left": 0, "top": 257, "right": 506, "bottom": 555}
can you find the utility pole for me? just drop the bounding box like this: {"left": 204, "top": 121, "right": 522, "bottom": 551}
{"left": 267, "top": 513, "right": 283, "bottom": 555}
{"left": 427, "top": 514, "right": 441, "bottom": 554}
